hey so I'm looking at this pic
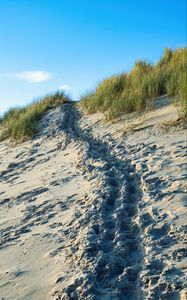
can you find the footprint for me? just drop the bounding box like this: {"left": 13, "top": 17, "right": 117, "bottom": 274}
{"left": 141, "top": 212, "right": 154, "bottom": 227}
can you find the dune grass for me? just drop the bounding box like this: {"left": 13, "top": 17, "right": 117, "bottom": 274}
{"left": 166, "top": 48, "right": 187, "bottom": 119}
{"left": 0, "top": 91, "right": 70, "bottom": 142}
{"left": 81, "top": 47, "right": 187, "bottom": 120}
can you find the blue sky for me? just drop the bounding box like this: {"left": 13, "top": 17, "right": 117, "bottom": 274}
{"left": 0, "top": 0, "right": 186, "bottom": 115}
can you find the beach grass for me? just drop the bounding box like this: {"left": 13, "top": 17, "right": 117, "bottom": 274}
{"left": 81, "top": 47, "right": 187, "bottom": 120}
{"left": 0, "top": 91, "right": 70, "bottom": 142}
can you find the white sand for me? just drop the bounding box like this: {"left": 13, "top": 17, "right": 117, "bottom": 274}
{"left": 0, "top": 98, "right": 186, "bottom": 299}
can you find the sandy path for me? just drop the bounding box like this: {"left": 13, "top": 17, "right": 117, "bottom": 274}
{"left": 51, "top": 104, "right": 145, "bottom": 299}
{"left": 0, "top": 102, "right": 186, "bottom": 300}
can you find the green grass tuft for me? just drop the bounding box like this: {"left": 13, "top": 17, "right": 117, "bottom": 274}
{"left": 0, "top": 91, "right": 70, "bottom": 142}
{"left": 81, "top": 47, "right": 187, "bottom": 120}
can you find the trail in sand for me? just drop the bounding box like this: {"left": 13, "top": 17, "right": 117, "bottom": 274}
{"left": 0, "top": 103, "right": 186, "bottom": 300}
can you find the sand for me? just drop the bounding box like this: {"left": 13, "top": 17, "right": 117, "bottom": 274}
{"left": 0, "top": 98, "right": 186, "bottom": 299}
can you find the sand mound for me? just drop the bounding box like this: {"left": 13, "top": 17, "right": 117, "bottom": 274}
{"left": 0, "top": 99, "right": 186, "bottom": 299}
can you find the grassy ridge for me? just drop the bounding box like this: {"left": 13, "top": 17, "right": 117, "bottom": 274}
{"left": 0, "top": 91, "right": 70, "bottom": 142}
{"left": 81, "top": 48, "right": 187, "bottom": 120}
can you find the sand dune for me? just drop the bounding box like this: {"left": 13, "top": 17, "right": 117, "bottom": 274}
{"left": 0, "top": 100, "right": 186, "bottom": 299}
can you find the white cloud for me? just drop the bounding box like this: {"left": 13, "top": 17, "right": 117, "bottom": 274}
{"left": 59, "top": 84, "right": 73, "bottom": 92}
{"left": 13, "top": 71, "right": 53, "bottom": 83}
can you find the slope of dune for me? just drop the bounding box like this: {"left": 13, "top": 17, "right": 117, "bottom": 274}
{"left": 0, "top": 99, "right": 186, "bottom": 300}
